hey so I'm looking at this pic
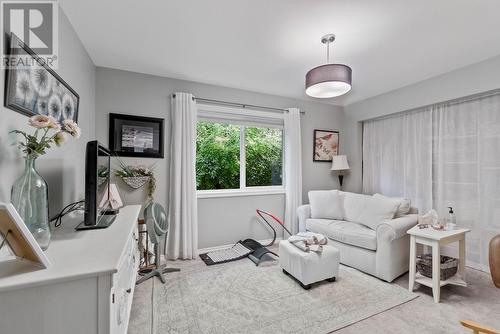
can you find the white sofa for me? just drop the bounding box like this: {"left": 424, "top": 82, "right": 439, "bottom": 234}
{"left": 297, "top": 190, "right": 418, "bottom": 282}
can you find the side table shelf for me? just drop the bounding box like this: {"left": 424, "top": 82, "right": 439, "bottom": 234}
{"left": 407, "top": 226, "right": 470, "bottom": 303}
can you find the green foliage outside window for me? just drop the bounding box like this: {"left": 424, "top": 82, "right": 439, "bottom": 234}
{"left": 196, "top": 122, "right": 283, "bottom": 190}
{"left": 245, "top": 126, "right": 283, "bottom": 187}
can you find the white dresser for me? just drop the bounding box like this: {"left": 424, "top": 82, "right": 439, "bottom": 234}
{"left": 0, "top": 205, "right": 141, "bottom": 334}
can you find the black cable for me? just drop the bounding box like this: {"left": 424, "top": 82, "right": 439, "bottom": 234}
{"left": 50, "top": 200, "right": 85, "bottom": 227}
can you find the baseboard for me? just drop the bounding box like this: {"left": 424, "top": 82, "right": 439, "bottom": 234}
{"left": 198, "top": 237, "right": 282, "bottom": 254}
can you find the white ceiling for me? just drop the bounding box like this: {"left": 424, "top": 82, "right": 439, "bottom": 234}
{"left": 59, "top": 0, "right": 500, "bottom": 106}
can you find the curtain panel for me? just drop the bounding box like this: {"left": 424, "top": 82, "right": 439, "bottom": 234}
{"left": 363, "top": 91, "right": 500, "bottom": 271}
{"left": 284, "top": 108, "right": 302, "bottom": 234}
{"left": 167, "top": 92, "right": 198, "bottom": 260}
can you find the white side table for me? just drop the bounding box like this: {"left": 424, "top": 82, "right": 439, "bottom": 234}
{"left": 407, "top": 226, "right": 470, "bottom": 303}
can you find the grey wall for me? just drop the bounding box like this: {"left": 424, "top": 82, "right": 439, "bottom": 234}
{"left": 342, "top": 54, "right": 500, "bottom": 193}
{"left": 95, "top": 67, "right": 343, "bottom": 248}
{"left": 0, "top": 8, "right": 95, "bottom": 217}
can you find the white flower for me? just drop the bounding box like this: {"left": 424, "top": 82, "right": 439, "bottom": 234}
{"left": 53, "top": 131, "right": 68, "bottom": 147}
{"left": 37, "top": 99, "right": 49, "bottom": 115}
{"left": 47, "top": 116, "right": 61, "bottom": 130}
{"left": 15, "top": 71, "right": 33, "bottom": 105}
{"left": 30, "top": 66, "right": 52, "bottom": 97}
{"left": 28, "top": 114, "right": 52, "bottom": 128}
{"left": 48, "top": 95, "right": 62, "bottom": 120}
{"left": 63, "top": 119, "right": 81, "bottom": 139}
{"left": 62, "top": 94, "right": 75, "bottom": 120}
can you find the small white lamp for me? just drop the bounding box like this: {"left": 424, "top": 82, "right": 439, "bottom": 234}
{"left": 331, "top": 155, "right": 350, "bottom": 189}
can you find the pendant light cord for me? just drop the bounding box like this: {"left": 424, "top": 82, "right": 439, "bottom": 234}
{"left": 326, "top": 40, "right": 331, "bottom": 63}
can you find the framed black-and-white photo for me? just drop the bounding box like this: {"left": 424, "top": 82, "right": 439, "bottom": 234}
{"left": 109, "top": 113, "right": 164, "bottom": 158}
{"left": 4, "top": 33, "right": 79, "bottom": 123}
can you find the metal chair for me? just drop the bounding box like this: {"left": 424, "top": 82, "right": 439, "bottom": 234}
{"left": 136, "top": 202, "right": 179, "bottom": 284}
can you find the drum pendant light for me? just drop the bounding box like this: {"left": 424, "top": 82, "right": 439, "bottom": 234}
{"left": 305, "top": 34, "right": 352, "bottom": 98}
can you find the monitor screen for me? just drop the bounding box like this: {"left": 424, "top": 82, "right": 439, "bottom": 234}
{"left": 96, "top": 146, "right": 111, "bottom": 221}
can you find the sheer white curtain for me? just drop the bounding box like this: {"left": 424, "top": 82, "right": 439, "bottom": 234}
{"left": 363, "top": 91, "right": 500, "bottom": 270}
{"left": 363, "top": 109, "right": 433, "bottom": 212}
{"left": 433, "top": 93, "right": 500, "bottom": 270}
{"left": 284, "top": 108, "right": 302, "bottom": 234}
{"left": 167, "top": 92, "right": 198, "bottom": 260}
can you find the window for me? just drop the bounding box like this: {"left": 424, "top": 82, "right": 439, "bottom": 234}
{"left": 196, "top": 106, "right": 284, "bottom": 194}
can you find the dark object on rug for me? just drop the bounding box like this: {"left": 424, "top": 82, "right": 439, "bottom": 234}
{"left": 489, "top": 234, "right": 500, "bottom": 288}
{"left": 416, "top": 254, "right": 458, "bottom": 280}
{"left": 199, "top": 241, "right": 253, "bottom": 265}
{"left": 282, "top": 268, "right": 336, "bottom": 290}
{"left": 199, "top": 209, "right": 292, "bottom": 266}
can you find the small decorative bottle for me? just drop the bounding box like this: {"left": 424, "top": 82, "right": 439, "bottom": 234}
{"left": 11, "top": 155, "right": 51, "bottom": 250}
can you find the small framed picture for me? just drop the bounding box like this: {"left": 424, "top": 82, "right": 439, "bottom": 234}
{"left": 4, "top": 33, "right": 79, "bottom": 123}
{"left": 109, "top": 113, "right": 164, "bottom": 158}
{"left": 313, "top": 129, "right": 339, "bottom": 162}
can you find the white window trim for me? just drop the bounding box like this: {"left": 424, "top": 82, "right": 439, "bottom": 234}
{"left": 196, "top": 103, "right": 285, "bottom": 198}
{"left": 197, "top": 186, "right": 285, "bottom": 199}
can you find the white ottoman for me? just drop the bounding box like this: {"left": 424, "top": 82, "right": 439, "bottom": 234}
{"left": 279, "top": 240, "right": 339, "bottom": 289}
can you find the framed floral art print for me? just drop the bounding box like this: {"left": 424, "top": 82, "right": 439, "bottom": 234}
{"left": 313, "top": 129, "right": 339, "bottom": 162}
{"left": 4, "top": 33, "right": 79, "bottom": 123}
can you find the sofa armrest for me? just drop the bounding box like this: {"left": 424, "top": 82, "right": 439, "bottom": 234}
{"left": 376, "top": 214, "right": 419, "bottom": 241}
{"left": 297, "top": 204, "right": 311, "bottom": 232}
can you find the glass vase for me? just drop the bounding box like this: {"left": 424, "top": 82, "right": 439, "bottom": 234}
{"left": 11, "top": 156, "right": 51, "bottom": 250}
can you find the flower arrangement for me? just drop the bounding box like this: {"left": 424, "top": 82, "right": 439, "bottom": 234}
{"left": 11, "top": 114, "right": 81, "bottom": 159}
{"left": 114, "top": 160, "right": 156, "bottom": 199}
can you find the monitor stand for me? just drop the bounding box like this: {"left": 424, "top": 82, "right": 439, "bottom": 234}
{"left": 75, "top": 215, "right": 116, "bottom": 231}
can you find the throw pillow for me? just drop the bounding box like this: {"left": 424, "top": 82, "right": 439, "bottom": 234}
{"left": 374, "top": 193, "right": 411, "bottom": 218}
{"left": 308, "top": 190, "right": 343, "bottom": 220}
{"left": 359, "top": 194, "right": 401, "bottom": 230}
{"left": 395, "top": 198, "right": 411, "bottom": 218}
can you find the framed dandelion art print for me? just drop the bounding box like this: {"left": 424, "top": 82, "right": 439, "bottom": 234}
{"left": 313, "top": 129, "right": 339, "bottom": 162}
{"left": 4, "top": 33, "right": 79, "bottom": 123}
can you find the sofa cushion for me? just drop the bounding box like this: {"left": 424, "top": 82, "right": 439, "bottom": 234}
{"left": 358, "top": 194, "right": 401, "bottom": 230}
{"left": 308, "top": 190, "right": 343, "bottom": 220}
{"left": 305, "top": 218, "right": 377, "bottom": 251}
{"left": 339, "top": 192, "right": 370, "bottom": 223}
{"left": 395, "top": 198, "right": 411, "bottom": 218}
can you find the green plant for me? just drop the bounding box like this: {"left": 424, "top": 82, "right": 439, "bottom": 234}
{"left": 114, "top": 159, "right": 157, "bottom": 199}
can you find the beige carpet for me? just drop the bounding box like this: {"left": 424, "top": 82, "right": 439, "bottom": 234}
{"left": 129, "top": 257, "right": 417, "bottom": 334}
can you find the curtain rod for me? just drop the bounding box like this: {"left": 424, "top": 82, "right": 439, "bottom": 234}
{"left": 172, "top": 94, "right": 306, "bottom": 114}
{"left": 364, "top": 87, "right": 500, "bottom": 123}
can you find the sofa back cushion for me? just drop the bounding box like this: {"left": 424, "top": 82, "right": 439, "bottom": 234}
{"left": 358, "top": 194, "right": 402, "bottom": 230}
{"left": 308, "top": 190, "right": 343, "bottom": 220}
{"left": 339, "top": 192, "right": 370, "bottom": 224}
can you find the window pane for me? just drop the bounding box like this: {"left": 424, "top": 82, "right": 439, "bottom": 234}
{"left": 246, "top": 127, "right": 283, "bottom": 187}
{"left": 196, "top": 122, "right": 240, "bottom": 190}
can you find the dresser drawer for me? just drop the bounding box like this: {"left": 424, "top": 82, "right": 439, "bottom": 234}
{"left": 111, "top": 228, "right": 139, "bottom": 334}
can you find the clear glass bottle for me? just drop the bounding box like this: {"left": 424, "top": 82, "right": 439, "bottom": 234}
{"left": 11, "top": 156, "right": 51, "bottom": 250}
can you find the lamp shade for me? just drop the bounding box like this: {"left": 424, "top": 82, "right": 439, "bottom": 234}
{"left": 331, "top": 155, "right": 350, "bottom": 171}
{"left": 306, "top": 64, "right": 352, "bottom": 98}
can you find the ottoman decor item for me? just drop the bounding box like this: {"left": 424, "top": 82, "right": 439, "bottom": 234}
{"left": 490, "top": 234, "right": 500, "bottom": 288}
{"left": 279, "top": 238, "right": 339, "bottom": 290}
{"left": 416, "top": 254, "right": 458, "bottom": 280}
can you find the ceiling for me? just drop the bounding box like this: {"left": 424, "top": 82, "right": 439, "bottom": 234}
{"left": 59, "top": 0, "right": 500, "bottom": 106}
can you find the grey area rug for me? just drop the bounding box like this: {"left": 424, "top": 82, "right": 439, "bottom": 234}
{"left": 133, "top": 258, "right": 417, "bottom": 334}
